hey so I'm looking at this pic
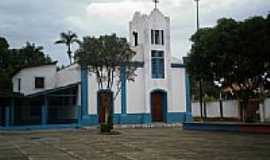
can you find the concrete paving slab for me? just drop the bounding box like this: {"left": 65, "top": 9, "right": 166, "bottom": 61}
{"left": 0, "top": 128, "right": 270, "bottom": 160}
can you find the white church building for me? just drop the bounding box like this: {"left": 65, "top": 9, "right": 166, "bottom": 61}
{"left": 2, "top": 8, "right": 191, "bottom": 128}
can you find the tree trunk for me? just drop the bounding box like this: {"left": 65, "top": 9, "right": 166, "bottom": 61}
{"left": 99, "top": 90, "right": 113, "bottom": 133}
{"left": 241, "top": 98, "right": 248, "bottom": 122}
{"left": 199, "top": 79, "right": 203, "bottom": 120}
{"left": 203, "top": 100, "right": 207, "bottom": 120}
{"left": 219, "top": 92, "right": 223, "bottom": 119}
{"left": 67, "top": 44, "right": 72, "bottom": 64}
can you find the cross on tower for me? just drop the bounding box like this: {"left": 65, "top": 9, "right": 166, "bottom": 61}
{"left": 153, "top": 0, "right": 159, "bottom": 9}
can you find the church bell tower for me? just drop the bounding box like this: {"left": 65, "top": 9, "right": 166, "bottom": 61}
{"left": 129, "top": 0, "right": 172, "bottom": 113}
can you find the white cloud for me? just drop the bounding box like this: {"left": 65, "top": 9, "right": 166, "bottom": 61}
{"left": 86, "top": 0, "right": 151, "bottom": 22}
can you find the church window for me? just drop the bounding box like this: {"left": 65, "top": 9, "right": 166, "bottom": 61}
{"left": 133, "top": 31, "right": 138, "bottom": 46}
{"left": 151, "top": 30, "right": 164, "bottom": 45}
{"left": 151, "top": 50, "right": 165, "bottom": 79}
{"left": 161, "top": 30, "right": 164, "bottom": 45}
{"left": 151, "top": 30, "right": 154, "bottom": 44}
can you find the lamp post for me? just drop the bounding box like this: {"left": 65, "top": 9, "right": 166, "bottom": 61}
{"left": 195, "top": 0, "right": 200, "bottom": 30}
{"left": 194, "top": 0, "right": 204, "bottom": 120}
{"left": 219, "top": 91, "right": 224, "bottom": 119}
{"left": 215, "top": 80, "right": 224, "bottom": 120}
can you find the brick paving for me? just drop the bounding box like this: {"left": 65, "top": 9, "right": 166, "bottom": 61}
{"left": 0, "top": 127, "right": 270, "bottom": 160}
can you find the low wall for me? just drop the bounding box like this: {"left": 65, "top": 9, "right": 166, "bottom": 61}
{"left": 192, "top": 100, "right": 240, "bottom": 118}
{"left": 183, "top": 122, "right": 270, "bottom": 134}
{"left": 264, "top": 99, "right": 270, "bottom": 121}
{"left": 192, "top": 99, "right": 270, "bottom": 121}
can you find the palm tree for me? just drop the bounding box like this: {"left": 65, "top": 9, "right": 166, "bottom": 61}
{"left": 55, "top": 31, "right": 80, "bottom": 64}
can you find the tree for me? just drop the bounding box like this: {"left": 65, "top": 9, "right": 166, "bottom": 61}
{"left": 0, "top": 37, "right": 52, "bottom": 94}
{"left": 55, "top": 31, "right": 80, "bottom": 64}
{"left": 76, "top": 34, "right": 136, "bottom": 132}
{"left": 0, "top": 37, "right": 9, "bottom": 71}
{"left": 0, "top": 37, "right": 11, "bottom": 93}
{"left": 18, "top": 42, "right": 52, "bottom": 66}
{"left": 187, "top": 27, "right": 217, "bottom": 119}
{"left": 187, "top": 15, "right": 270, "bottom": 122}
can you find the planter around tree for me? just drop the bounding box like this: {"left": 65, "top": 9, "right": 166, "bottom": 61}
{"left": 98, "top": 89, "right": 113, "bottom": 133}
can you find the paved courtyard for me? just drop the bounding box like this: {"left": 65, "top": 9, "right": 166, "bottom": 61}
{"left": 0, "top": 127, "right": 270, "bottom": 160}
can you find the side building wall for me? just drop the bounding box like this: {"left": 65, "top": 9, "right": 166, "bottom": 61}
{"left": 12, "top": 65, "right": 57, "bottom": 96}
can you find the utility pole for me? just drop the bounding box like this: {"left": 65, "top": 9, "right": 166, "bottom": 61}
{"left": 194, "top": 0, "right": 204, "bottom": 120}
{"left": 195, "top": 0, "right": 200, "bottom": 30}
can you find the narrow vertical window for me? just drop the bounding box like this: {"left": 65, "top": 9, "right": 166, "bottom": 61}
{"left": 155, "top": 30, "right": 159, "bottom": 44}
{"left": 151, "top": 30, "right": 154, "bottom": 44}
{"left": 161, "top": 30, "right": 164, "bottom": 45}
{"left": 151, "top": 50, "right": 165, "bottom": 79}
{"left": 133, "top": 32, "right": 138, "bottom": 46}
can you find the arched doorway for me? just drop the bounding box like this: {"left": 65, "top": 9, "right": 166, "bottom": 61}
{"left": 151, "top": 90, "right": 167, "bottom": 122}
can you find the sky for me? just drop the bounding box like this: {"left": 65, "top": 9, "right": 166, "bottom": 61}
{"left": 0, "top": 0, "right": 269, "bottom": 65}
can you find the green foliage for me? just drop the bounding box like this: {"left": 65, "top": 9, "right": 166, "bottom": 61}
{"left": 55, "top": 31, "right": 80, "bottom": 64}
{"left": 0, "top": 37, "right": 52, "bottom": 94}
{"left": 187, "top": 14, "right": 270, "bottom": 101}
{"left": 0, "top": 37, "right": 9, "bottom": 50}
{"left": 76, "top": 34, "right": 136, "bottom": 132}
{"left": 76, "top": 34, "right": 136, "bottom": 91}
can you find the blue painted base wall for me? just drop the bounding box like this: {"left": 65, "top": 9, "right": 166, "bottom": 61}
{"left": 81, "top": 115, "right": 98, "bottom": 126}
{"left": 114, "top": 114, "right": 151, "bottom": 124}
{"left": 1, "top": 112, "right": 190, "bottom": 130}
{"left": 183, "top": 123, "right": 240, "bottom": 132}
{"left": 185, "top": 112, "right": 193, "bottom": 123}
{"left": 166, "top": 112, "right": 186, "bottom": 123}
{"left": 81, "top": 112, "right": 188, "bottom": 126}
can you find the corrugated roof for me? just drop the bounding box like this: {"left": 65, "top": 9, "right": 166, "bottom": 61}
{"left": 26, "top": 82, "right": 80, "bottom": 98}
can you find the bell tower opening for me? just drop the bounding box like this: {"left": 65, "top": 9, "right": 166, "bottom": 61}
{"left": 133, "top": 31, "right": 138, "bottom": 46}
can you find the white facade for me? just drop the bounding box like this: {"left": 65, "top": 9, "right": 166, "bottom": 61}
{"left": 127, "top": 68, "right": 146, "bottom": 113}
{"left": 12, "top": 64, "right": 57, "bottom": 96}
{"left": 129, "top": 9, "right": 172, "bottom": 113}
{"left": 12, "top": 63, "right": 81, "bottom": 96}
{"left": 11, "top": 8, "right": 189, "bottom": 125}
{"left": 83, "top": 8, "right": 188, "bottom": 124}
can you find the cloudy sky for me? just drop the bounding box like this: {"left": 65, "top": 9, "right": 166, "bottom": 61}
{"left": 0, "top": 0, "right": 269, "bottom": 65}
